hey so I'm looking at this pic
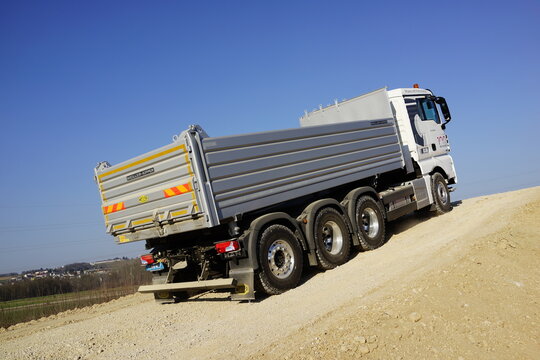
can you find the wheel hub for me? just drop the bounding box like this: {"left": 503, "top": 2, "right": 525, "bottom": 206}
{"left": 437, "top": 182, "right": 448, "bottom": 204}
{"left": 361, "top": 208, "right": 380, "bottom": 238}
{"left": 321, "top": 221, "right": 343, "bottom": 255}
{"left": 267, "top": 240, "right": 295, "bottom": 279}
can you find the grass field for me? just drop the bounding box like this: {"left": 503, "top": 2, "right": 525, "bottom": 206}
{"left": 0, "top": 286, "right": 137, "bottom": 328}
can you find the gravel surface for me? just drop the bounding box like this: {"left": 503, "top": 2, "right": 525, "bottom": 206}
{"left": 2, "top": 186, "right": 539, "bottom": 360}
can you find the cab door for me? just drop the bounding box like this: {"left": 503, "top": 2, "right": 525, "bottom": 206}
{"left": 404, "top": 96, "right": 449, "bottom": 160}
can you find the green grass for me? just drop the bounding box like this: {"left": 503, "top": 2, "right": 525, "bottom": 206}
{"left": 0, "top": 286, "right": 137, "bottom": 328}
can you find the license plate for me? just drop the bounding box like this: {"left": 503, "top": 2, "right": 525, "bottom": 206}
{"left": 145, "top": 262, "right": 165, "bottom": 272}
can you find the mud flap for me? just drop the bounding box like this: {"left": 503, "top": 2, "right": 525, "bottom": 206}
{"left": 229, "top": 265, "right": 255, "bottom": 301}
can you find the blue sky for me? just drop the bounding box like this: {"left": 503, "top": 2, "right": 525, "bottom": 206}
{"left": 1, "top": 1, "right": 539, "bottom": 274}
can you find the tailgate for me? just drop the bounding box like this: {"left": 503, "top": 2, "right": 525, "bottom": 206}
{"left": 95, "top": 135, "right": 206, "bottom": 243}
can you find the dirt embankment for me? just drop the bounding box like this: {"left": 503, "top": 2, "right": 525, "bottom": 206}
{"left": 1, "top": 187, "right": 539, "bottom": 360}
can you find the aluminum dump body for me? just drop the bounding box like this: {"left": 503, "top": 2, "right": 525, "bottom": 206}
{"left": 202, "top": 119, "right": 404, "bottom": 220}
{"left": 95, "top": 89, "right": 408, "bottom": 243}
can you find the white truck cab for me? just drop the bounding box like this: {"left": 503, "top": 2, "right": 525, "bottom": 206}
{"left": 388, "top": 87, "right": 457, "bottom": 185}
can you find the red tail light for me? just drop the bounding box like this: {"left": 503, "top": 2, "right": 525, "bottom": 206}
{"left": 140, "top": 254, "right": 155, "bottom": 265}
{"left": 215, "top": 240, "right": 240, "bottom": 254}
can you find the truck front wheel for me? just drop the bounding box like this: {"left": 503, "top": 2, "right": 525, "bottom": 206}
{"left": 432, "top": 172, "right": 452, "bottom": 215}
{"left": 356, "top": 196, "right": 386, "bottom": 250}
{"left": 313, "top": 207, "right": 351, "bottom": 270}
{"left": 256, "top": 224, "right": 303, "bottom": 295}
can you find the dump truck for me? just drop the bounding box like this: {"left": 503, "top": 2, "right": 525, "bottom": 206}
{"left": 94, "top": 85, "right": 457, "bottom": 301}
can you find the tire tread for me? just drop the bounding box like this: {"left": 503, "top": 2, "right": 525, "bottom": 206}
{"left": 255, "top": 224, "right": 303, "bottom": 296}
{"left": 432, "top": 173, "right": 452, "bottom": 215}
{"left": 313, "top": 208, "right": 351, "bottom": 270}
{"left": 356, "top": 196, "right": 386, "bottom": 251}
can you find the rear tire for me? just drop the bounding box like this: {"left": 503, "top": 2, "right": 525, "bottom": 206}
{"left": 256, "top": 224, "right": 303, "bottom": 295}
{"left": 356, "top": 196, "right": 386, "bottom": 250}
{"left": 313, "top": 207, "right": 351, "bottom": 270}
{"left": 432, "top": 172, "right": 452, "bottom": 215}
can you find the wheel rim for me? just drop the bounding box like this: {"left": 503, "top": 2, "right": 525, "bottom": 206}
{"left": 361, "top": 207, "right": 380, "bottom": 238}
{"left": 436, "top": 181, "right": 448, "bottom": 205}
{"left": 267, "top": 239, "right": 295, "bottom": 279}
{"left": 321, "top": 220, "right": 344, "bottom": 255}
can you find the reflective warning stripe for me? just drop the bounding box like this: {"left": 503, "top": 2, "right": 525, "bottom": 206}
{"left": 163, "top": 183, "right": 192, "bottom": 198}
{"left": 98, "top": 144, "right": 186, "bottom": 180}
{"left": 171, "top": 209, "right": 188, "bottom": 217}
{"left": 103, "top": 202, "right": 125, "bottom": 214}
{"left": 132, "top": 217, "right": 153, "bottom": 226}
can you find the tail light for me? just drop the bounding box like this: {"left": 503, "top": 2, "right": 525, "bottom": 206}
{"left": 215, "top": 240, "right": 240, "bottom": 254}
{"left": 140, "top": 254, "right": 155, "bottom": 265}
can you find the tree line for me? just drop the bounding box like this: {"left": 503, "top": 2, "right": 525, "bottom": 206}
{"left": 0, "top": 259, "right": 152, "bottom": 302}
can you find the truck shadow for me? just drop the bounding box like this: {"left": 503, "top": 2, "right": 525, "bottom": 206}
{"left": 386, "top": 200, "right": 462, "bottom": 240}
{"left": 157, "top": 292, "right": 234, "bottom": 304}
{"left": 185, "top": 296, "right": 231, "bottom": 302}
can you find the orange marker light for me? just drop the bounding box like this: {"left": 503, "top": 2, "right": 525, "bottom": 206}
{"left": 413, "top": 83, "right": 419, "bottom": 88}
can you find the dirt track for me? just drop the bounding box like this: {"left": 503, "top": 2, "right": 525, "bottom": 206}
{"left": 2, "top": 187, "right": 539, "bottom": 360}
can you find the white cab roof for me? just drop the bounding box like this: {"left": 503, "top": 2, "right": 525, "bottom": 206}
{"left": 388, "top": 88, "right": 432, "bottom": 98}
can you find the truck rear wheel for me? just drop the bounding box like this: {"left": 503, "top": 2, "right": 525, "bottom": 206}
{"left": 356, "top": 196, "right": 386, "bottom": 250}
{"left": 256, "top": 224, "right": 303, "bottom": 295}
{"left": 432, "top": 172, "right": 452, "bottom": 215}
{"left": 313, "top": 207, "right": 351, "bottom": 270}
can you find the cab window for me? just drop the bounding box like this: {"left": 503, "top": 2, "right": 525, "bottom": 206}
{"left": 417, "top": 98, "right": 441, "bottom": 124}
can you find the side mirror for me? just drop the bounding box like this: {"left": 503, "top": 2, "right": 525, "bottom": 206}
{"left": 430, "top": 96, "right": 451, "bottom": 128}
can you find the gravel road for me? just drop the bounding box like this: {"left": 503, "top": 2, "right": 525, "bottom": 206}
{"left": 2, "top": 187, "right": 539, "bottom": 360}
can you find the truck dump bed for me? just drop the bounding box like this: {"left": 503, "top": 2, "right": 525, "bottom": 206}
{"left": 201, "top": 119, "right": 404, "bottom": 219}
{"left": 95, "top": 89, "right": 408, "bottom": 243}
